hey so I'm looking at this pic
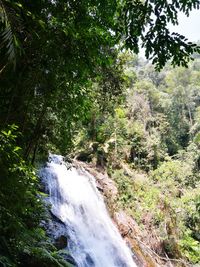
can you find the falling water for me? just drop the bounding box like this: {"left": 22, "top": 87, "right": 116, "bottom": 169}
{"left": 40, "top": 154, "right": 137, "bottom": 267}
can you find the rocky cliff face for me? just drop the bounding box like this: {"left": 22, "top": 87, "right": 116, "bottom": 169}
{"left": 74, "top": 160, "right": 160, "bottom": 267}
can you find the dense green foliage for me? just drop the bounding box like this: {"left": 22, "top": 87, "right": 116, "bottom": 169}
{"left": 75, "top": 55, "right": 200, "bottom": 264}
{"left": 0, "top": 125, "right": 75, "bottom": 266}
{"left": 0, "top": 125, "right": 42, "bottom": 265}
{"left": 1, "top": 0, "right": 200, "bottom": 157}
{"left": 1, "top": 0, "right": 200, "bottom": 72}
{"left": 1, "top": 0, "right": 200, "bottom": 266}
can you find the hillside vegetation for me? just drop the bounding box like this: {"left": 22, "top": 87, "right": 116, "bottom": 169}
{"left": 74, "top": 53, "right": 200, "bottom": 265}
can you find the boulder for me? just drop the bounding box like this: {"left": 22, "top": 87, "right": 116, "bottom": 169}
{"left": 57, "top": 250, "right": 77, "bottom": 266}
{"left": 75, "top": 151, "right": 92, "bottom": 162}
{"left": 54, "top": 235, "right": 68, "bottom": 250}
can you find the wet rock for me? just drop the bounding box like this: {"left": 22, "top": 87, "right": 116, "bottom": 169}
{"left": 49, "top": 154, "right": 64, "bottom": 164}
{"left": 54, "top": 235, "right": 68, "bottom": 250}
{"left": 96, "top": 185, "right": 104, "bottom": 192}
{"left": 41, "top": 210, "right": 70, "bottom": 251}
{"left": 82, "top": 166, "right": 118, "bottom": 199}
{"left": 64, "top": 156, "right": 73, "bottom": 163}
{"left": 85, "top": 253, "right": 95, "bottom": 266}
{"left": 49, "top": 211, "right": 66, "bottom": 226}
{"left": 64, "top": 255, "right": 77, "bottom": 266}
{"left": 43, "top": 213, "right": 64, "bottom": 230}
{"left": 114, "top": 211, "right": 141, "bottom": 238}
{"left": 114, "top": 211, "right": 157, "bottom": 267}
{"left": 39, "top": 182, "right": 46, "bottom": 193}
{"left": 94, "top": 172, "right": 118, "bottom": 202}
{"left": 58, "top": 250, "right": 77, "bottom": 266}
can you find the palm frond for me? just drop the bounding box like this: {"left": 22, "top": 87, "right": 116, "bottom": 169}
{"left": 0, "top": 0, "right": 16, "bottom": 66}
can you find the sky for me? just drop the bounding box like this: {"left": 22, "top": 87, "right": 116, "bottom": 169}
{"left": 169, "top": 10, "right": 200, "bottom": 42}
{"left": 139, "top": 9, "right": 200, "bottom": 58}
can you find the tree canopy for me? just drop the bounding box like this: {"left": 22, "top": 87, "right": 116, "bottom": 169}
{"left": 1, "top": 0, "right": 200, "bottom": 157}
{"left": 1, "top": 0, "right": 200, "bottom": 71}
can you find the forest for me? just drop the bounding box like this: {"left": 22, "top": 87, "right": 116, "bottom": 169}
{"left": 0, "top": 0, "right": 200, "bottom": 267}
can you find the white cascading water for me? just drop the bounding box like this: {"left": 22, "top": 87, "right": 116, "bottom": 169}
{"left": 40, "top": 154, "right": 138, "bottom": 267}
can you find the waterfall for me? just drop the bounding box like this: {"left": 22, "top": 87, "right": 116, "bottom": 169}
{"left": 40, "top": 154, "right": 138, "bottom": 267}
